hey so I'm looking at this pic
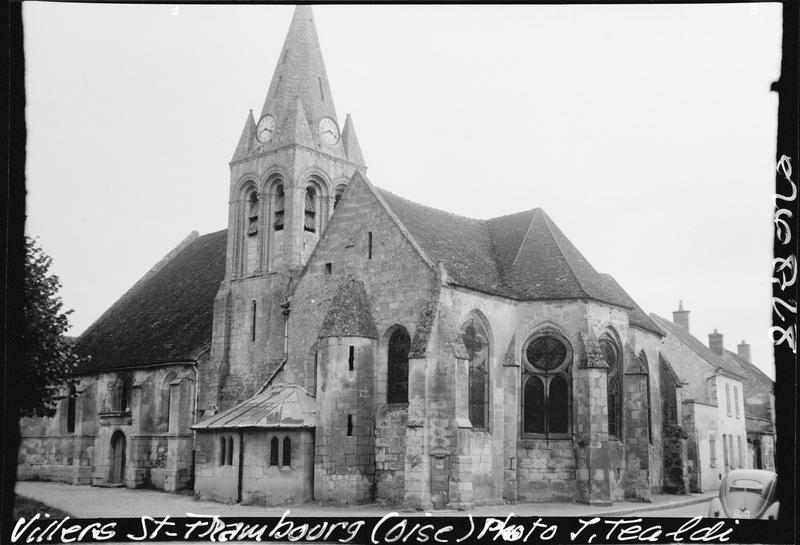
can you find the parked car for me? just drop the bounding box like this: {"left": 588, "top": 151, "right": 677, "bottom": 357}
{"left": 708, "top": 469, "right": 779, "bottom": 519}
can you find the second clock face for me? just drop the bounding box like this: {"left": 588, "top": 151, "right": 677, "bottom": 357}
{"left": 318, "top": 117, "right": 340, "bottom": 145}
{"left": 256, "top": 114, "right": 275, "bottom": 143}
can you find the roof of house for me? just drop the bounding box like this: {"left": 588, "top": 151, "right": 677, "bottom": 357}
{"left": 192, "top": 384, "right": 316, "bottom": 430}
{"left": 721, "top": 349, "right": 774, "bottom": 387}
{"left": 74, "top": 229, "right": 227, "bottom": 373}
{"left": 599, "top": 274, "right": 663, "bottom": 337}
{"left": 650, "top": 314, "right": 746, "bottom": 379}
{"left": 374, "top": 185, "right": 647, "bottom": 317}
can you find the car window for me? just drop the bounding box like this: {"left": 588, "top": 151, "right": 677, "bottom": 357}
{"left": 729, "top": 479, "right": 768, "bottom": 496}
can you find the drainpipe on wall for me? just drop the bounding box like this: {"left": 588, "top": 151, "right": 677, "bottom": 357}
{"left": 191, "top": 361, "right": 200, "bottom": 488}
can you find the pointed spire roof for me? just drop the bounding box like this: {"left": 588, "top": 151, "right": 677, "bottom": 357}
{"left": 259, "top": 6, "right": 340, "bottom": 154}
{"left": 231, "top": 110, "right": 257, "bottom": 162}
{"left": 341, "top": 114, "right": 365, "bottom": 166}
{"left": 319, "top": 276, "right": 378, "bottom": 339}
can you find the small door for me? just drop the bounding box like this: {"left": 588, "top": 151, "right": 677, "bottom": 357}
{"left": 109, "top": 431, "right": 126, "bottom": 484}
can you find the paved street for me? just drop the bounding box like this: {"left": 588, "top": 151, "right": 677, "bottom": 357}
{"left": 16, "top": 481, "right": 715, "bottom": 519}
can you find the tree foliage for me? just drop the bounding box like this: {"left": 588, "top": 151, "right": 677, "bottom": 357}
{"left": 18, "top": 237, "right": 87, "bottom": 418}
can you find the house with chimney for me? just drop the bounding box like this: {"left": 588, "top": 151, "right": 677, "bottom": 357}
{"left": 718, "top": 341, "right": 776, "bottom": 472}
{"left": 651, "top": 304, "right": 749, "bottom": 493}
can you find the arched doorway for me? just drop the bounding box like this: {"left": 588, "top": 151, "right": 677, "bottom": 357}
{"left": 109, "top": 431, "right": 126, "bottom": 484}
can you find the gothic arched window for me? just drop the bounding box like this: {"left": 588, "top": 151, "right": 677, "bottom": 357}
{"left": 639, "top": 352, "right": 652, "bottom": 444}
{"left": 160, "top": 373, "right": 176, "bottom": 431}
{"left": 387, "top": 327, "right": 410, "bottom": 404}
{"left": 462, "top": 317, "right": 489, "bottom": 430}
{"left": 282, "top": 437, "right": 291, "bottom": 467}
{"left": 226, "top": 436, "right": 234, "bottom": 466}
{"left": 273, "top": 184, "right": 285, "bottom": 231}
{"left": 270, "top": 436, "right": 279, "bottom": 466}
{"left": 304, "top": 187, "right": 317, "bottom": 232}
{"left": 247, "top": 190, "right": 259, "bottom": 236}
{"left": 600, "top": 337, "right": 622, "bottom": 440}
{"left": 522, "top": 334, "right": 572, "bottom": 437}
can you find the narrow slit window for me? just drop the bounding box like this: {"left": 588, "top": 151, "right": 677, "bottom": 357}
{"left": 348, "top": 346, "right": 355, "bottom": 371}
{"left": 226, "top": 436, "right": 234, "bottom": 466}
{"left": 220, "top": 437, "right": 226, "bottom": 466}
{"left": 347, "top": 415, "right": 353, "bottom": 436}
{"left": 325, "top": 263, "right": 332, "bottom": 275}
{"left": 368, "top": 232, "right": 373, "bottom": 259}
{"left": 251, "top": 301, "right": 257, "bottom": 342}
{"left": 282, "top": 437, "right": 291, "bottom": 467}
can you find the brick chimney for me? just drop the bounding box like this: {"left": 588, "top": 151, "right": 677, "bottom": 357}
{"left": 737, "top": 340, "right": 751, "bottom": 362}
{"left": 708, "top": 329, "right": 724, "bottom": 355}
{"left": 672, "top": 300, "right": 690, "bottom": 331}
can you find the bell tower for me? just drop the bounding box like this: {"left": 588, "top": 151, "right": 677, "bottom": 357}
{"left": 208, "top": 5, "right": 367, "bottom": 411}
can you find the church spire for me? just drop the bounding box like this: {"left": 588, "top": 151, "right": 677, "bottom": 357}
{"left": 259, "top": 6, "right": 339, "bottom": 150}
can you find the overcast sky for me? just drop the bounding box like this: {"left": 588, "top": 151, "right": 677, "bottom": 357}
{"left": 23, "top": 3, "right": 781, "bottom": 378}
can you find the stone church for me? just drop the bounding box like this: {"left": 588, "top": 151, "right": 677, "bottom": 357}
{"left": 21, "top": 5, "right": 685, "bottom": 509}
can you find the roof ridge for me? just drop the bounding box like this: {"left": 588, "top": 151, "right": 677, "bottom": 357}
{"left": 509, "top": 208, "right": 540, "bottom": 269}
{"left": 76, "top": 231, "right": 200, "bottom": 343}
{"left": 375, "top": 187, "right": 486, "bottom": 224}
{"left": 539, "top": 210, "right": 590, "bottom": 299}
{"left": 650, "top": 314, "right": 745, "bottom": 379}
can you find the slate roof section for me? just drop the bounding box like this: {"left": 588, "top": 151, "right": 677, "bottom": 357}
{"left": 721, "top": 349, "right": 774, "bottom": 387}
{"left": 75, "top": 229, "right": 227, "bottom": 373}
{"left": 193, "top": 384, "right": 316, "bottom": 430}
{"left": 319, "top": 277, "right": 378, "bottom": 339}
{"left": 374, "top": 185, "right": 637, "bottom": 311}
{"left": 599, "top": 274, "right": 664, "bottom": 336}
{"left": 650, "top": 314, "right": 746, "bottom": 379}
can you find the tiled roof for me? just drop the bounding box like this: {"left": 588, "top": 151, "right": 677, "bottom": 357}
{"left": 75, "top": 230, "right": 227, "bottom": 373}
{"left": 192, "top": 384, "right": 316, "bottom": 430}
{"left": 650, "top": 314, "right": 746, "bottom": 379}
{"left": 375, "top": 186, "right": 637, "bottom": 310}
{"left": 721, "top": 349, "right": 774, "bottom": 387}
{"left": 319, "top": 277, "right": 378, "bottom": 339}
{"left": 599, "top": 274, "right": 663, "bottom": 337}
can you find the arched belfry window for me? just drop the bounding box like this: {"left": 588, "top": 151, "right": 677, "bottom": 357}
{"left": 246, "top": 190, "right": 259, "bottom": 236}
{"left": 387, "top": 327, "right": 410, "bottom": 404}
{"left": 522, "top": 333, "right": 572, "bottom": 436}
{"left": 462, "top": 317, "right": 489, "bottom": 430}
{"left": 273, "top": 183, "right": 285, "bottom": 231}
{"left": 304, "top": 186, "right": 317, "bottom": 232}
{"left": 600, "top": 336, "right": 622, "bottom": 440}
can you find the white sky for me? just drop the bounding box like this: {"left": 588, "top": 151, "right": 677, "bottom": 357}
{"left": 23, "top": 3, "right": 781, "bottom": 379}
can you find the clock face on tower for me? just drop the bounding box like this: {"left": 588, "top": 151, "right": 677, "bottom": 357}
{"left": 318, "top": 117, "right": 340, "bottom": 145}
{"left": 256, "top": 114, "right": 275, "bottom": 143}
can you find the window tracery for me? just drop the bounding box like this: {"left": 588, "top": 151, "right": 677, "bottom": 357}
{"left": 522, "top": 334, "right": 572, "bottom": 436}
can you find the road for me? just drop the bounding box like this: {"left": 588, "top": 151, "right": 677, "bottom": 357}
{"left": 625, "top": 499, "right": 713, "bottom": 518}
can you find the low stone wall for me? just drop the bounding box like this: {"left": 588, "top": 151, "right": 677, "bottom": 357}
{"left": 516, "top": 439, "right": 576, "bottom": 502}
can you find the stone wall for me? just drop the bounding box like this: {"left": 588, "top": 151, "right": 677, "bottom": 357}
{"left": 516, "top": 439, "right": 576, "bottom": 501}
{"left": 194, "top": 429, "right": 314, "bottom": 505}
{"left": 19, "top": 363, "right": 196, "bottom": 492}
{"left": 374, "top": 405, "right": 407, "bottom": 503}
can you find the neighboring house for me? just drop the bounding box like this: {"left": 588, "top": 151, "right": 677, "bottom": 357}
{"left": 21, "top": 5, "right": 676, "bottom": 509}
{"left": 719, "top": 341, "right": 776, "bottom": 472}
{"left": 651, "top": 306, "right": 749, "bottom": 492}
